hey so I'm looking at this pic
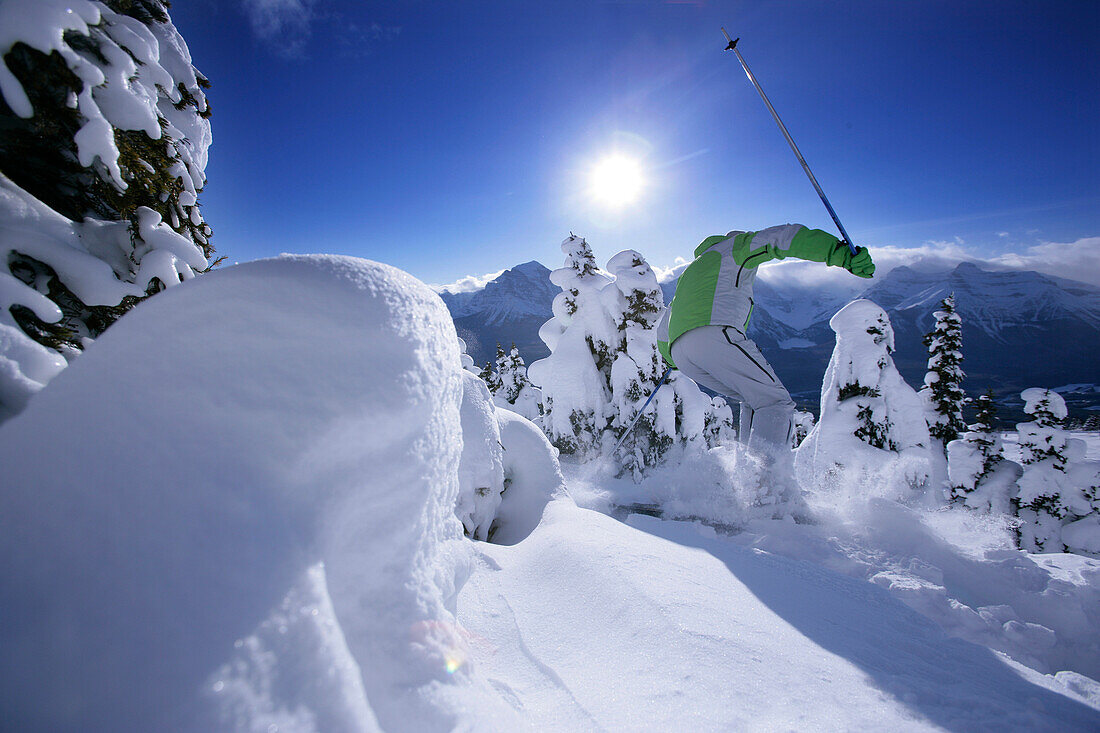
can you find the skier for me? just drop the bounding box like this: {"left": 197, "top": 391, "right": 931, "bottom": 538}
{"left": 658, "top": 224, "right": 874, "bottom": 454}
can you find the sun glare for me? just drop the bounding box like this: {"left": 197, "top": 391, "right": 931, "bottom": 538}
{"left": 589, "top": 155, "right": 644, "bottom": 207}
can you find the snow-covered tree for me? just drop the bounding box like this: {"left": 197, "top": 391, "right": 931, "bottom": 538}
{"left": 528, "top": 238, "right": 729, "bottom": 472}
{"left": 920, "top": 294, "right": 966, "bottom": 451}
{"left": 947, "top": 390, "right": 1020, "bottom": 513}
{"left": 793, "top": 410, "right": 815, "bottom": 447}
{"left": 1014, "top": 388, "right": 1100, "bottom": 554}
{"left": 704, "top": 396, "right": 737, "bottom": 448}
{"left": 489, "top": 342, "right": 542, "bottom": 423}
{"left": 603, "top": 249, "right": 675, "bottom": 479}
{"left": 456, "top": 371, "right": 506, "bottom": 540}
{"left": 496, "top": 343, "right": 530, "bottom": 403}
{"left": 527, "top": 235, "right": 615, "bottom": 458}
{"left": 0, "top": 0, "right": 214, "bottom": 420}
{"left": 796, "top": 299, "right": 937, "bottom": 500}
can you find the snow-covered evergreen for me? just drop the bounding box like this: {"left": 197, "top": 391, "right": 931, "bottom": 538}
{"left": 487, "top": 342, "right": 542, "bottom": 423}
{"left": 0, "top": 0, "right": 213, "bottom": 421}
{"left": 946, "top": 389, "right": 1021, "bottom": 513}
{"left": 793, "top": 410, "right": 814, "bottom": 447}
{"left": 1015, "top": 388, "right": 1100, "bottom": 555}
{"left": 920, "top": 294, "right": 966, "bottom": 452}
{"left": 528, "top": 235, "right": 615, "bottom": 459}
{"left": 603, "top": 249, "right": 676, "bottom": 479}
{"left": 529, "top": 238, "right": 733, "bottom": 475}
{"left": 704, "top": 396, "right": 737, "bottom": 448}
{"left": 796, "top": 299, "right": 938, "bottom": 501}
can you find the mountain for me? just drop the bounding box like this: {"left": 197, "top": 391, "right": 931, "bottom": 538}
{"left": 438, "top": 261, "right": 558, "bottom": 368}
{"left": 441, "top": 260, "right": 1100, "bottom": 411}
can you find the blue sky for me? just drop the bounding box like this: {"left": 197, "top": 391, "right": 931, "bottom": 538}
{"left": 170, "top": 1, "right": 1100, "bottom": 287}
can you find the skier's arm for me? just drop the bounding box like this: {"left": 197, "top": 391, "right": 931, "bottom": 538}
{"left": 739, "top": 225, "right": 875, "bottom": 277}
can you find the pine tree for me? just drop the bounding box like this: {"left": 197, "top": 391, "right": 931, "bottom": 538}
{"left": 1, "top": 0, "right": 215, "bottom": 419}
{"left": 792, "top": 410, "right": 815, "bottom": 447}
{"left": 1014, "top": 388, "right": 1075, "bottom": 552}
{"left": 496, "top": 343, "right": 531, "bottom": 403}
{"left": 921, "top": 294, "right": 966, "bottom": 451}
{"left": 947, "top": 389, "right": 1020, "bottom": 513}
{"left": 604, "top": 249, "right": 673, "bottom": 478}
{"left": 527, "top": 235, "right": 614, "bottom": 458}
{"left": 478, "top": 361, "right": 500, "bottom": 392}
{"left": 704, "top": 397, "right": 737, "bottom": 447}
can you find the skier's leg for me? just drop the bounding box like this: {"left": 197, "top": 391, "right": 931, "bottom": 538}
{"left": 671, "top": 330, "right": 747, "bottom": 403}
{"left": 676, "top": 327, "right": 794, "bottom": 449}
{"left": 672, "top": 326, "right": 805, "bottom": 519}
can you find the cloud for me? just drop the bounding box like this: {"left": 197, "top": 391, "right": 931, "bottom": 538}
{"left": 987, "top": 237, "right": 1100, "bottom": 288}
{"left": 241, "top": 0, "right": 315, "bottom": 57}
{"left": 431, "top": 269, "right": 506, "bottom": 294}
{"left": 652, "top": 257, "right": 689, "bottom": 284}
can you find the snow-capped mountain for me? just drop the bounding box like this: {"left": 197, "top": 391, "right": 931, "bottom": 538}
{"left": 437, "top": 261, "right": 558, "bottom": 368}
{"left": 443, "top": 260, "right": 1100, "bottom": 404}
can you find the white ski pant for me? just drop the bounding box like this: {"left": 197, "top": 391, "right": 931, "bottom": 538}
{"left": 671, "top": 325, "right": 795, "bottom": 452}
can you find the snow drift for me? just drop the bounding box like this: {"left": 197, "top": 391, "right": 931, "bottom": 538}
{"left": 0, "top": 255, "right": 527, "bottom": 731}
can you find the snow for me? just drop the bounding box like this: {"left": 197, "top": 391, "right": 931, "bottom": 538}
{"left": 2, "top": 255, "right": 1099, "bottom": 730}
{"left": 459, "top": 498, "right": 1100, "bottom": 730}
{"left": 0, "top": 255, "right": 513, "bottom": 730}
{"left": 0, "top": 0, "right": 213, "bottom": 421}
{"left": 455, "top": 371, "right": 506, "bottom": 541}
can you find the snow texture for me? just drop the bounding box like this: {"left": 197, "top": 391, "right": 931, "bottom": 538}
{"left": 458, "top": 497, "right": 1100, "bottom": 731}
{"left": 0, "top": 255, "right": 520, "bottom": 731}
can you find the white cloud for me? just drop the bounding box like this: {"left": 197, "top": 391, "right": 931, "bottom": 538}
{"left": 652, "top": 257, "right": 689, "bottom": 284}
{"left": 430, "top": 269, "right": 506, "bottom": 294}
{"left": 240, "top": 0, "right": 315, "bottom": 56}
{"left": 988, "top": 237, "right": 1100, "bottom": 287}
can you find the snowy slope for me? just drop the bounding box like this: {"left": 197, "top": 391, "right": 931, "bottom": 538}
{"left": 2, "top": 255, "right": 1098, "bottom": 731}
{"left": 459, "top": 498, "right": 1100, "bottom": 731}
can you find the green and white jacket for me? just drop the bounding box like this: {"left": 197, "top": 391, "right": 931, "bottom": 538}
{"left": 657, "top": 224, "right": 848, "bottom": 367}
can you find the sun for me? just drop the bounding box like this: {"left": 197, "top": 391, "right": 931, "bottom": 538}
{"left": 589, "top": 154, "right": 644, "bottom": 207}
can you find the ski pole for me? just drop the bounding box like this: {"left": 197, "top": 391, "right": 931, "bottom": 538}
{"left": 721, "top": 28, "right": 858, "bottom": 255}
{"left": 611, "top": 367, "right": 673, "bottom": 455}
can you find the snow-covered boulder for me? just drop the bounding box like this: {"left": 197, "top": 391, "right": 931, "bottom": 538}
{"left": 0, "top": 255, "right": 517, "bottom": 731}
{"left": 456, "top": 370, "right": 506, "bottom": 540}
{"left": 492, "top": 407, "right": 565, "bottom": 545}
{"left": 796, "top": 299, "right": 938, "bottom": 502}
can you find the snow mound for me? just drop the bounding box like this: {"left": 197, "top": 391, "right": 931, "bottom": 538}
{"left": 0, "top": 255, "right": 515, "bottom": 731}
